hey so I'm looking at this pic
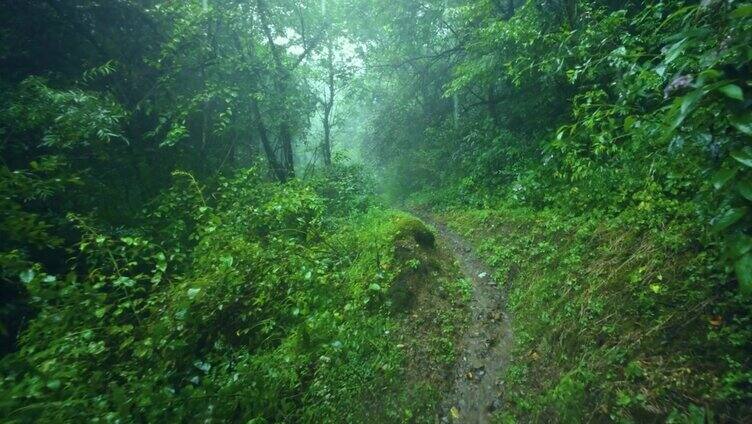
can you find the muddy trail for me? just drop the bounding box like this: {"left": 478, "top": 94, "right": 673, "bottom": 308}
{"left": 416, "top": 213, "right": 512, "bottom": 424}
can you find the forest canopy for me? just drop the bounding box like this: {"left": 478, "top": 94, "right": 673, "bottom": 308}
{"left": 2, "top": 0, "right": 752, "bottom": 422}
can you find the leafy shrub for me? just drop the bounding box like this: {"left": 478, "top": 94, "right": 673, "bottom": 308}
{"left": 0, "top": 168, "right": 460, "bottom": 422}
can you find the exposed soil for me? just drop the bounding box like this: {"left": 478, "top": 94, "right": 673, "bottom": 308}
{"left": 416, "top": 212, "right": 513, "bottom": 424}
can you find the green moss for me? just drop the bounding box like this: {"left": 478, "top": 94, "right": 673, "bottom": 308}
{"left": 393, "top": 216, "right": 435, "bottom": 249}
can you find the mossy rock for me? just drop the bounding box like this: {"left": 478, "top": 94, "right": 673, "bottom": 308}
{"left": 393, "top": 216, "right": 435, "bottom": 249}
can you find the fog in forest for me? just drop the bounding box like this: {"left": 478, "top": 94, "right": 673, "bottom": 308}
{"left": 2, "top": 1, "right": 752, "bottom": 422}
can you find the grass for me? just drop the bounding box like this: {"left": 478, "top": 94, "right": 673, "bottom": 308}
{"left": 443, "top": 207, "right": 752, "bottom": 423}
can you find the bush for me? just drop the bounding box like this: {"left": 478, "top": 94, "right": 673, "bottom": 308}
{"left": 0, "top": 169, "right": 458, "bottom": 422}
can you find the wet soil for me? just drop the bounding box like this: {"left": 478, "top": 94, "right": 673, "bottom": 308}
{"left": 416, "top": 213, "right": 512, "bottom": 424}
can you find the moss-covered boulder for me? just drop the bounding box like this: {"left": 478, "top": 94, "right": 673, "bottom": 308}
{"left": 385, "top": 216, "right": 438, "bottom": 311}
{"left": 393, "top": 216, "right": 435, "bottom": 249}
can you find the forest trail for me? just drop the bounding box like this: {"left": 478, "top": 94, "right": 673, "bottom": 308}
{"left": 415, "top": 213, "right": 512, "bottom": 424}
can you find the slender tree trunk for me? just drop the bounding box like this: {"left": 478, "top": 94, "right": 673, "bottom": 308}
{"left": 256, "top": 0, "right": 296, "bottom": 179}
{"left": 322, "top": 42, "right": 335, "bottom": 167}
{"left": 487, "top": 85, "right": 501, "bottom": 129}
{"left": 322, "top": 110, "right": 332, "bottom": 167}
{"left": 280, "top": 126, "right": 295, "bottom": 179}
{"left": 453, "top": 93, "right": 460, "bottom": 128}
{"left": 252, "top": 102, "right": 288, "bottom": 182}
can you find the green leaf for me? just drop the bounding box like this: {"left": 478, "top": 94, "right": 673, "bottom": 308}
{"left": 19, "top": 269, "right": 36, "bottom": 284}
{"left": 680, "top": 90, "right": 702, "bottom": 116}
{"left": 735, "top": 253, "right": 752, "bottom": 295}
{"left": 187, "top": 287, "right": 201, "bottom": 299}
{"left": 623, "top": 116, "right": 636, "bottom": 132}
{"left": 730, "top": 5, "right": 752, "bottom": 19}
{"left": 728, "top": 234, "right": 752, "bottom": 258}
{"left": 220, "top": 255, "right": 234, "bottom": 268}
{"left": 114, "top": 276, "right": 136, "bottom": 288}
{"left": 738, "top": 179, "right": 752, "bottom": 201}
{"left": 712, "top": 166, "right": 738, "bottom": 190}
{"left": 368, "top": 283, "right": 381, "bottom": 291}
{"left": 718, "top": 84, "right": 744, "bottom": 101}
{"left": 665, "top": 89, "right": 704, "bottom": 139}
{"left": 95, "top": 307, "right": 107, "bottom": 318}
{"left": 194, "top": 361, "right": 211, "bottom": 373}
{"left": 663, "top": 38, "right": 687, "bottom": 65}
{"left": 711, "top": 207, "right": 747, "bottom": 233}
{"left": 731, "top": 147, "right": 752, "bottom": 168}
{"left": 160, "top": 124, "right": 188, "bottom": 147}
{"left": 730, "top": 113, "right": 752, "bottom": 136}
{"left": 699, "top": 69, "right": 722, "bottom": 81}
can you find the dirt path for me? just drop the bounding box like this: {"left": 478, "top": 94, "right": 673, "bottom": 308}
{"left": 416, "top": 213, "right": 512, "bottom": 424}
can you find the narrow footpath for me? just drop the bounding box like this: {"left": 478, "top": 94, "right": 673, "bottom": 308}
{"left": 417, "top": 213, "right": 513, "bottom": 424}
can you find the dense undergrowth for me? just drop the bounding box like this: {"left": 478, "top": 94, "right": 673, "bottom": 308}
{"left": 0, "top": 166, "right": 468, "bottom": 422}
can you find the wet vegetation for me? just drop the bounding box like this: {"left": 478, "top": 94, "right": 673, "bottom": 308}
{"left": 2, "top": 0, "right": 752, "bottom": 422}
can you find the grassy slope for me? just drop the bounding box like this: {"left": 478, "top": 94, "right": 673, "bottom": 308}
{"left": 442, "top": 207, "right": 752, "bottom": 423}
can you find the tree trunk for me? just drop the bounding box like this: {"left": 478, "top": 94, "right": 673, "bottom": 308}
{"left": 280, "top": 125, "right": 295, "bottom": 179}
{"left": 487, "top": 85, "right": 501, "bottom": 129}
{"left": 322, "top": 109, "right": 332, "bottom": 167}
{"left": 256, "top": 0, "right": 296, "bottom": 179}
{"left": 453, "top": 93, "right": 460, "bottom": 128}
{"left": 252, "top": 102, "right": 288, "bottom": 182}
{"left": 321, "top": 42, "right": 335, "bottom": 167}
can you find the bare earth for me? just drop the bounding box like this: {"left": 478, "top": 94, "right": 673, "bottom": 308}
{"left": 418, "top": 213, "right": 513, "bottom": 424}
